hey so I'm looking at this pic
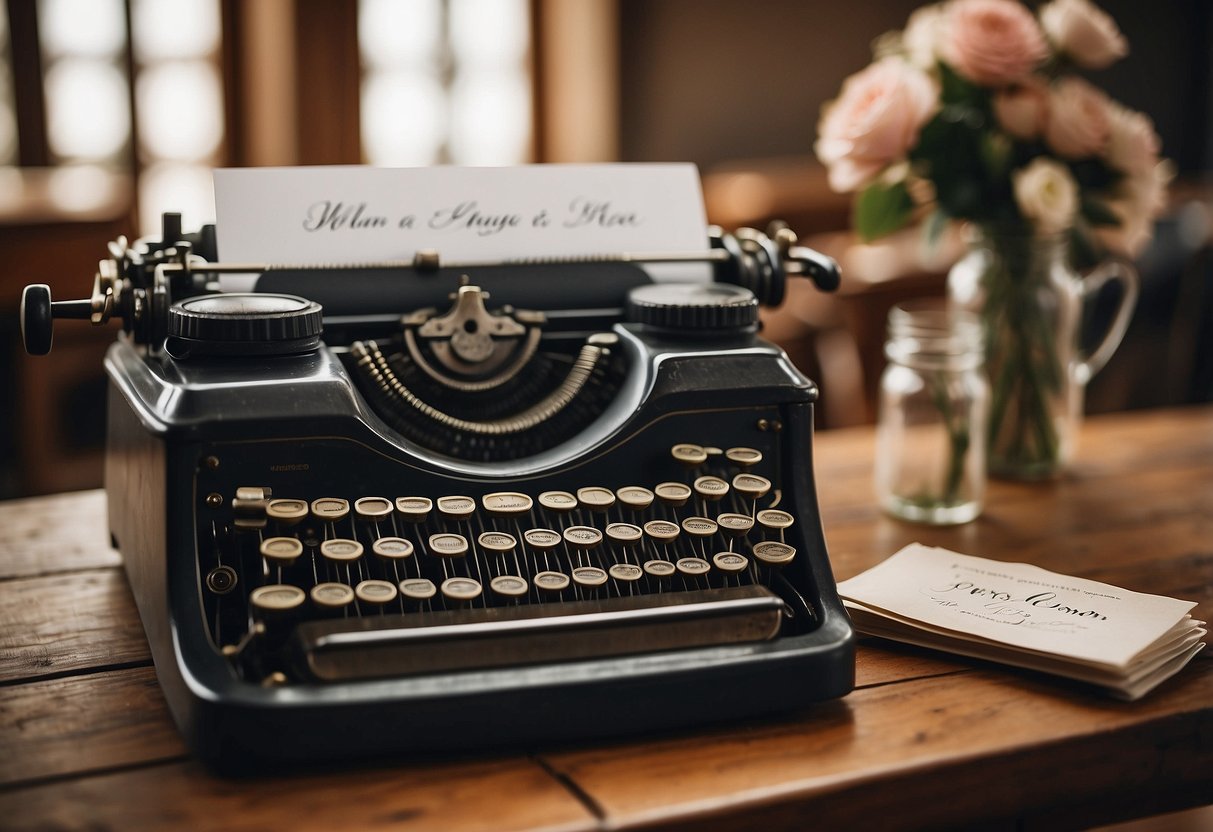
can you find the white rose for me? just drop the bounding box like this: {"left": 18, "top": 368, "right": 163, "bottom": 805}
{"left": 1044, "top": 77, "right": 1111, "bottom": 159}
{"left": 1040, "top": 0, "right": 1128, "bottom": 70}
{"left": 1013, "top": 157, "right": 1079, "bottom": 234}
{"left": 1096, "top": 160, "right": 1174, "bottom": 257}
{"left": 1103, "top": 102, "right": 1161, "bottom": 177}
{"left": 902, "top": 4, "right": 946, "bottom": 69}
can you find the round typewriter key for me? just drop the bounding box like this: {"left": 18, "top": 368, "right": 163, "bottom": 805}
{"left": 732, "top": 473, "right": 772, "bottom": 501}
{"left": 355, "top": 579, "right": 398, "bottom": 605}
{"left": 490, "top": 575, "right": 529, "bottom": 598}
{"left": 354, "top": 496, "right": 394, "bottom": 522}
{"left": 643, "top": 519, "right": 680, "bottom": 543}
{"left": 311, "top": 582, "right": 355, "bottom": 609}
{"left": 576, "top": 486, "right": 615, "bottom": 512}
{"left": 693, "top": 475, "right": 729, "bottom": 501}
{"left": 571, "top": 566, "right": 608, "bottom": 588}
{"left": 726, "top": 447, "right": 763, "bottom": 468}
{"left": 534, "top": 570, "right": 570, "bottom": 593}
{"left": 671, "top": 443, "right": 708, "bottom": 467}
{"left": 206, "top": 565, "right": 239, "bottom": 595}
{"left": 436, "top": 495, "right": 476, "bottom": 520}
{"left": 266, "top": 499, "right": 308, "bottom": 525}
{"left": 677, "top": 557, "right": 712, "bottom": 577}
{"left": 608, "top": 563, "right": 644, "bottom": 583}
{"left": 260, "top": 536, "right": 304, "bottom": 564}
{"left": 482, "top": 492, "right": 534, "bottom": 516}
{"left": 616, "top": 486, "right": 655, "bottom": 512}
{"left": 717, "top": 512, "right": 756, "bottom": 537}
{"left": 563, "top": 525, "right": 603, "bottom": 550}
{"left": 654, "top": 482, "right": 692, "bottom": 507}
{"left": 713, "top": 552, "right": 750, "bottom": 573}
{"left": 372, "top": 536, "right": 414, "bottom": 560}
{"left": 400, "top": 577, "right": 437, "bottom": 601}
{"left": 681, "top": 516, "right": 718, "bottom": 538}
{"left": 429, "top": 533, "right": 469, "bottom": 558}
{"left": 643, "top": 559, "right": 676, "bottom": 579}
{"left": 756, "top": 509, "right": 795, "bottom": 531}
{"left": 478, "top": 531, "right": 517, "bottom": 553}
{"left": 605, "top": 522, "right": 643, "bottom": 546}
{"left": 311, "top": 497, "right": 350, "bottom": 522}
{"left": 395, "top": 496, "right": 433, "bottom": 522}
{"left": 538, "top": 490, "right": 577, "bottom": 513}
{"left": 441, "top": 577, "right": 483, "bottom": 603}
{"left": 319, "top": 538, "right": 363, "bottom": 562}
{"left": 523, "top": 528, "right": 562, "bottom": 551}
{"left": 752, "top": 541, "right": 796, "bottom": 566}
{"left": 250, "top": 584, "right": 306, "bottom": 613}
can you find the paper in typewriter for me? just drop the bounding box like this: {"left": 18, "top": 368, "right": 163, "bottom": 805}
{"left": 837, "top": 544, "right": 1206, "bottom": 699}
{"left": 213, "top": 164, "right": 711, "bottom": 288}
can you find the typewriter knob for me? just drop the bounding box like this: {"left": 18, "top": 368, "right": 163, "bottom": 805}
{"left": 165, "top": 293, "right": 322, "bottom": 358}
{"left": 626, "top": 284, "right": 758, "bottom": 334}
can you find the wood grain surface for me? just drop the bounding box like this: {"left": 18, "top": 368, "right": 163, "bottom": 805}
{"left": 0, "top": 406, "right": 1209, "bottom": 831}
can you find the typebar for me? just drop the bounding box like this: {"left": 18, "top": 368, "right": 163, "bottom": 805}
{"left": 293, "top": 585, "right": 786, "bottom": 680}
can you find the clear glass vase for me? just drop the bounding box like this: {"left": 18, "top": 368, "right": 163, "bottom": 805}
{"left": 875, "top": 301, "right": 989, "bottom": 525}
{"left": 947, "top": 227, "right": 1139, "bottom": 479}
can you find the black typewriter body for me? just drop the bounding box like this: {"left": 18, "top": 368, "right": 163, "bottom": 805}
{"left": 23, "top": 214, "right": 854, "bottom": 770}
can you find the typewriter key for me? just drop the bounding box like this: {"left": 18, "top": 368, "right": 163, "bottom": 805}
{"left": 616, "top": 486, "right": 655, "bottom": 512}
{"left": 752, "top": 541, "right": 796, "bottom": 566}
{"left": 756, "top": 509, "right": 795, "bottom": 531}
{"left": 354, "top": 497, "right": 394, "bottom": 522}
{"left": 576, "top": 486, "right": 615, "bottom": 513}
{"left": 713, "top": 552, "right": 750, "bottom": 573}
{"left": 571, "top": 566, "right": 608, "bottom": 588}
{"left": 429, "top": 533, "right": 469, "bottom": 558}
{"left": 538, "top": 490, "right": 577, "bottom": 513}
{"left": 676, "top": 557, "right": 712, "bottom": 577}
{"left": 260, "top": 536, "right": 304, "bottom": 564}
{"left": 523, "top": 528, "right": 561, "bottom": 551}
{"left": 643, "top": 559, "right": 676, "bottom": 579}
{"left": 681, "top": 516, "right": 718, "bottom": 538}
{"left": 732, "top": 474, "right": 772, "bottom": 501}
{"left": 266, "top": 499, "right": 308, "bottom": 525}
{"left": 654, "top": 482, "right": 692, "bottom": 508}
{"left": 311, "top": 582, "right": 355, "bottom": 610}
{"left": 355, "top": 579, "right": 398, "bottom": 606}
{"left": 395, "top": 497, "right": 433, "bottom": 523}
{"left": 490, "top": 575, "right": 529, "bottom": 598}
{"left": 563, "top": 526, "right": 603, "bottom": 550}
{"left": 441, "top": 577, "right": 483, "bottom": 603}
{"left": 478, "top": 531, "right": 517, "bottom": 553}
{"left": 482, "top": 492, "right": 534, "bottom": 517}
{"left": 643, "top": 519, "right": 680, "bottom": 543}
{"left": 725, "top": 447, "right": 763, "bottom": 468}
{"left": 311, "top": 498, "right": 350, "bottom": 523}
{"left": 533, "top": 570, "right": 570, "bottom": 593}
{"left": 372, "top": 537, "right": 414, "bottom": 560}
{"left": 250, "top": 584, "right": 306, "bottom": 614}
{"left": 399, "top": 577, "right": 437, "bottom": 601}
{"left": 693, "top": 475, "right": 730, "bottom": 501}
{"left": 437, "top": 496, "right": 476, "bottom": 520}
{"left": 671, "top": 443, "right": 708, "bottom": 467}
{"left": 320, "top": 538, "right": 363, "bottom": 563}
{"left": 717, "top": 512, "right": 756, "bottom": 537}
{"left": 608, "top": 563, "right": 644, "bottom": 583}
{"left": 605, "top": 522, "right": 642, "bottom": 546}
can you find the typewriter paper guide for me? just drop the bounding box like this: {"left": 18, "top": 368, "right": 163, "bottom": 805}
{"left": 213, "top": 164, "right": 711, "bottom": 289}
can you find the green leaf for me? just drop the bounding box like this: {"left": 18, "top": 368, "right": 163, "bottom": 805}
{"left": 924, "top": 207, "right": 949, "bottom": 248}
{"left": 1080, "top": 196, "right": 1121, "bottom": 227}
{"left": 853, "top": 179, "right": 914, "bottom": 242}
{"left": 938, "top": 62, "right": 985, "bottom": 109}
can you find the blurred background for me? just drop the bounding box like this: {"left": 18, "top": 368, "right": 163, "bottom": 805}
{"left": 0, "top": 0, "right": 1210, "bottom": 498}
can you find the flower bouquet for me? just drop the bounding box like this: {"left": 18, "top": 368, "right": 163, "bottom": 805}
{"left": 815, "top": 0, "right": 1170, "bottom": 478}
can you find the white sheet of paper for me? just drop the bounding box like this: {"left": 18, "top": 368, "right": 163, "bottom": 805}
{"left": 837, "top": 544, "right": 1199, "bottom": 671}
{"left": 212, "top": 164, "right": 710, "bottom": 290}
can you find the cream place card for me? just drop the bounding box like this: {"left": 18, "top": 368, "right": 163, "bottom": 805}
{"left": 837, "top": 544, "right": 1206, "bottom": 700}
{"left": 212, "top": 164, "right": 711, "bottom": 290}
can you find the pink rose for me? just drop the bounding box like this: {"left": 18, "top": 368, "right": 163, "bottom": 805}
{"left": 1044, "top": 77, "right": 1111, "bottom": 158}
{"left": 942, "top": 0, "right": 1049, "bottom": 87}
{"left": 1103, "top": 102, "right": 1161, "bottom": 177}
{"left": 993, "top": 80, "right": 1049, "bottom": 140}
{"left": 1096, "top": 161, "right": 1173, "bottom": 257}
{"left": 1039, "top": 0, "right": 1128, "bottom": 70}
{"left": 815, "top": 58, "right": 937, "bottom": 193}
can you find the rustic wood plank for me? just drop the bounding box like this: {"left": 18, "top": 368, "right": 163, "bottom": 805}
{"left": 542, "top": 661, "right": 1213, "bottom": 831}
{"left": 0, "top": 666, "right": 185, "bottom": 786}
{"left": 0, "top": 757, "right": 599, "bottom": 832}
{"left": 0, "top": 569, "right": 149, "bottom": 683}
{"left": 0, "top": 490, "right": 116, "bottom": 579}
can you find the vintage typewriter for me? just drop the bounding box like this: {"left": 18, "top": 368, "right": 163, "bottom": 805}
{"left": 20, "top": 211, "right": 854, "bottom": 770}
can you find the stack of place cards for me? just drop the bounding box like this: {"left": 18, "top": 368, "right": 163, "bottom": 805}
{"left": 837, "top": 544, "right": 1206, "bottom": 700}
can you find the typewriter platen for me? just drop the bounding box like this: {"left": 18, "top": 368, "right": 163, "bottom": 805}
{"left": 20, "top": 213, "right": 854, "bottom": 769}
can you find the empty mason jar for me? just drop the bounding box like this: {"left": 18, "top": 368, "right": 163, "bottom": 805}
{"left": 875, "top": 300, "right": 989, "bottom": 525}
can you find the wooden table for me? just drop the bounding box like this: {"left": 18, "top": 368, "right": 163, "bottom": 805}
{"left": 2, "top": 406, "right": 1210, "bottom": 831}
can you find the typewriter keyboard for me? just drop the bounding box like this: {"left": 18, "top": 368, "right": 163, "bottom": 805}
{"left": 201, "top": 444, "right": 813, "bottom": 683}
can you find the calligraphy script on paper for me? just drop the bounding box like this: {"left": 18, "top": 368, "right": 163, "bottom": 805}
{"left": 300, "top": 198, "right": 643, "bottom": 238}
{"left": 926, "top": 574, "right": 1111, "bottom": 631}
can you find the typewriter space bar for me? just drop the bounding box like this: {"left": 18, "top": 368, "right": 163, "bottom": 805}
{"left": 292, "top": 586, "right": 786, "bottom": 681}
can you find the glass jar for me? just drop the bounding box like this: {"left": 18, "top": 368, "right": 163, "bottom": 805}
{"left": 875, "top": 300, "right": 989, "bottom": 525}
